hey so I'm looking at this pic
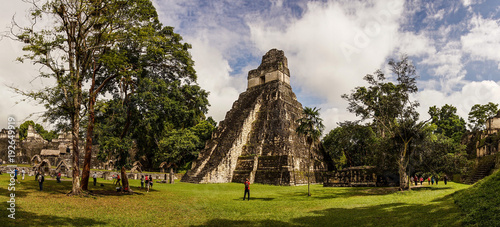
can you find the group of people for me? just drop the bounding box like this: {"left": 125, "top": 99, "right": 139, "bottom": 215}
{"left": 140, "top": 175, "right": 154, "bottom": 192}
{"left": 411, "top": 175, "right": 449, "bottom": 186}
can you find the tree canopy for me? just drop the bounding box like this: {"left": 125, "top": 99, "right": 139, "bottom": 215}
{"left": 428, "top": 104, "right": 466, "bottom": 143}
{"left": 468, "top": 102, "right": 499, "bottom": 131}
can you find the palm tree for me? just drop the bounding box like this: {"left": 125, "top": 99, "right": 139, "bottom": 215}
{"left": 296, "top": 107, "right": 324, "bottom": 196}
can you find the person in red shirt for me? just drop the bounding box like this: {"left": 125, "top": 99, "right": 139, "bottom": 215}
{"left": 243, "top": 178, "right": 250, "bottom": 201}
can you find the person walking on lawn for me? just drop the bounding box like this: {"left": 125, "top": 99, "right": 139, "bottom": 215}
{"left": 243, "top": 178, "right": 250, "bottom": 201}
{"left": 38, "top": 172, "right": 45, "bottom": 191}
{"left": 93, "top": 172, "right": 97, "bottom": 186}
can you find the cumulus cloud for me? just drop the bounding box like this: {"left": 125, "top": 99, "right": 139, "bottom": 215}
{"left": 462, "top": 16, "right": 500, "bottom": 62}
{"left": 416, "top": 80, "right": 500, "bottom": 121}
{"left": 248, "top": 0, "right": 405, "bottom": 131}
{"left": 0, "top": 2, "right": 49, "bottom": 129}
{"left": 187, "top": 37, "right": 246, "bottom": 122}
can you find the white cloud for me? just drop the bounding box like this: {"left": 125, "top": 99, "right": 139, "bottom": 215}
{"left": 462, "top": 0, "right": 485, "bottom": 7}
{"left": 248, "top": 0, "right": 405, "bottom": 130}
{"left": 420, "top": 41, "right": 466, "bottom": 92}
{"left": 187, "top": 37, "right": 245, "bottom": 123}
{"left": 396, "top": 31, "right": 436, "bottom": 57}
{"left": 0, "top": 2, "right": 49, "bottom": 129}
{"left": 416, "top": 80, "right": 500, "bottom": 121}
{"left": 462, "top": 16, "right": 500, "bottom": 62}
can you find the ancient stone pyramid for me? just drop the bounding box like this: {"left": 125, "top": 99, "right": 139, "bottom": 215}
{"left": 182, "top": 49, "right": 331, "bottom": 185}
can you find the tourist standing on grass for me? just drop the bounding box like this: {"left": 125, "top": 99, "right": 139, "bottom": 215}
{"left": 243, "top": 178, "right": 250, "bottom": 201}
{"left": 116, "top": 174, "right": 121, "bottom": 186}
{"left": 420, "top": 177, "right": 423, "bottom": 185}
{"left": 145, "top": 175, "right": 150, "bottom": 192}
{"left": 414, "top": 176, "right": 418, "bottom": 185}
{"left": 140, "top": 175, "right": 144, "bottom": 189}
{"left": 427, "top": 177, "right": 431, "bottom": 185}
{"left": 149, "top": 175, "right": 153, "bottom": 189}
{"left": 93, "top": 172, "right": 97, "bottom": 186}
{"left": 56, "top": 172, "right": 61, "bottom": 183}
{"left": 431, "top": 177, "right": 434, "bottom": 185}
{"left": 38, "top": 172, "right": 45, "bottom": 191}
{"left": 22, "top": 169, "right": 25, "bottom": 180}
{"left": 444, "top": 175, "right": 448, "bottom": 185}
{"left": 14, "top": 168, "right": 19, "bottom": 183}
{"left": 435, "top": 176, "right": 439, "bottom": 185}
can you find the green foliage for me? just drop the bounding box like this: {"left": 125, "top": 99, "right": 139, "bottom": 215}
{"left": 296, "top": 107, "right": 325, "bottom": 145}
{"left": 454, "top": 169, "right": 500, "bottom": 226}
{"left": 342, "top": 55, "right": 423, "bottom": 190}
{"left": 416, "top": 133, "right": 469, "bottom": 176}
{"left": 467, "top": 102, "right": 499, "bottom": 131}
{"left": 19, "top": 120, "right": 58, "bottom": 141}
{"left": 322, "top": 122, "right": 377, "bottom": 169}
{"left": 342, "top": 55, "right": 419, "bottom": 138}
{"left": 94, "top": 21, "right": 212, "bottom": 170}
{"left": 428, "top": 104, "right": 466, "bottom": 143}
{"left": 157, "top": 128, "right": 200, "bottom": 166}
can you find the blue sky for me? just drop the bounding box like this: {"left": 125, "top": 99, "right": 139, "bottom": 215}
{"left": 1, "top": 0, "right": 500, "bottom": 132}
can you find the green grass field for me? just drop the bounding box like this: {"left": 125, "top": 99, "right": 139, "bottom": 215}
{"left": 0, "top": 174, "right": 471, "bottom": 226}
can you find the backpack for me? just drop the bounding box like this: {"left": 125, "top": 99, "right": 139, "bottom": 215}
{"left": 245, "top": 181, "right": 249, "bottom": 188}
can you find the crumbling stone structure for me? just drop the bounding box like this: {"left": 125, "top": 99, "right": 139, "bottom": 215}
{"left": 182, "top": 49, "right": 332, "bottom": 185}
{"left": 477, "top": 112, "right": 500, "bottom": 157}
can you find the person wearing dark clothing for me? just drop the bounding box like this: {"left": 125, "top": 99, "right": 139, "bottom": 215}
{"left": 93, "top": 172, "right": 97, "bottom": 186}
{"left": 56, "top": 172, "right": 61, "bottom": 183}
{"left": 435, "top": 177, "right": 439, "bottom": 185}
{"left": 14, "top": 168, "right": 19, "bottom": 183}
{"left": 116, "top": 174, "right": 121, "bottom": 186}
{"left": 243, "top": 178, "right": 250, "bottom": 201}
{"left": 444, "top": 175, "right": 448, "bottom": 185}
{"left": 38, "top": 173, "right": 45, "bottom": 191}
{"left": 149, "top": 175, "right": 153, "bottom": 189}
{"left": 140, "top": 175, "right": 144, "bottom": 189}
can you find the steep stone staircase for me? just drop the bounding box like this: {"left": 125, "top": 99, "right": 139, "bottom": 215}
{"left": 466, "top": 155, "right": 497, "bottom": 184}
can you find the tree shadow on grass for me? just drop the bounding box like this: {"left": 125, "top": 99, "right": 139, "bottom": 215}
{"left": 232, "top": 197, "right": 275, "bottom": 201}
{"left": 190, "top": 218, "right": 290, "bottom": 227}
{"left": 276, "top": 187, "right": 400, "bottom": 201}
{"left": 410, "top": 186, "right": 452, "bottom": 191}
{"left": 196, "top": 193, "right": 463, "bottom": 226}
{"left": 1, "top": 208, "right": 108, "bottom": 227}
{"left": 291, "top": 196, "right": 463, "bottom": 226}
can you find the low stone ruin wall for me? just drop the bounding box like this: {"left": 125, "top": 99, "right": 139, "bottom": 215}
{"left": 323, "top": 166, "right": 379, "bottom": 187}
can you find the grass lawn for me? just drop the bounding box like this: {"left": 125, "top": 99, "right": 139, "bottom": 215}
{"left": 0, "top": 174, "right": 470, "bottom": 226}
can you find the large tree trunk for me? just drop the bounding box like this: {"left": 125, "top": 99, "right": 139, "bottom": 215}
{"left": 170, "top": 167, "right": 174, "bottom": 184}
{"left": 398, "top": 144, "right": 410, "bottom": 191}
{"left": 69, "top": 22, "right": 82, "bottom": 195}
{"left": 81, "top": 90, "right": 96, "bottom": 191}
{"left": 121, "top": 166, "right": 131, "bottom": 193}
{"left": 71, "top": 105, "right": 82, "bottom": 195}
